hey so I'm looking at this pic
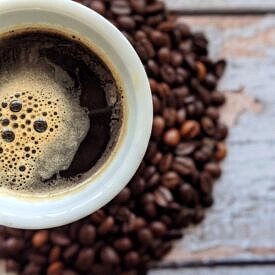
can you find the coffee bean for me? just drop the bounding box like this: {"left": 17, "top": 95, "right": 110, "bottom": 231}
{"left": 150, "top": 30, "right": 170, "bottom": 47}
{"left": 138, "top": 228, "right": 153, "bottom": 244}
{"left": 171, "top": 51, "right": 183, "bottom": 67}
{"left": 201, "top": 116, "right": 215, "bottom": 136}
{"left": 75, "top": 248, "right": 94, "bottom": 271}
{"left": 175, "top": 142, "right": 197, "bottom": 156}
{"left": 161, "top": 171, "right": 180, "bottom": 189}
{"left": 215, "top": 142, "right": 227, "bottom": 161}
{"left": 215, "top": 123, "right": 228, "bottom": 140}
{"left": 63, "top": 244, "right": 79, "bottom": 260}
{"left": 200, "top": 171, "right": 213, "bottom": 194}
{"left": 160, "top": 64, "right": 176, "bottom": 84}
{"left": 211, "top": 92, "right": 226, "bottom": 106}
{"left": 100, "top": 246, "right": 120, "bottom": 265}
{"left": 163, "top": 108, "right": 177, "bottom": 127}
{"left": 47, "top": 261, "right": 63, "bottom": 275}
{"left": 89, "top": 1, "right": 106, "bottom": 14}
{"left": 206, "top": 106, "right": 220, "bottom": 121}
{"left": 98, "top": 217, "right": 114, "bottom": 235}
{"left": 147, "top": 59, "right": 160, "bottom": 76}
{"left": 213, "top": 59, "right": 226, "bottom": 78}
{"left": 163, "top": 128, "right": 181, "bottom": 146}
{"left": 172, "top": 157, "right": 196, "bottom": 176}
{"left": 158, "top": 47, "right": 171, "bottom": 64}
{"left": 111, "top": 1, "right": 131, "bottom": 16}
{"left": 158, "top": 153, "right": 173, "bottom": 172}
{"left": 135, "top": 38, "right": 155, "bottom": 60}
{"left": 204, "top": 162, "right": 221, "bottom": 178}
{"left": 179, "top": 184, "right": 198, "bottom": 207}
{"left": 117, "top": 16, "right": 136, "bottom": 30}
{"left": 196, "top": 61, "right": 207, "bottom": 81}
{"left": 152, "top": 116, "right": 165, "bottom": 138}
{"left": 124, "top": 251, "right": 140, "bottom": 267}
{"left": 180, "top": 120, "right": 200, "bottom": 139}
{"left": 79, "top": 224, "right": 96, "bottom": 245}
{"left": 154, "top": 186, "right": 173, "bottom": 207}
{"left": 32, "top": 230, "right": 49, "bottom": 248}
{"left": 50, "top": 232, "right": 70, "bottom": 246}
{"left": 130, "top": 177, "right": 145, "bottom": 195}
{"left": 114, "top": 237, "right": 132, "bottom": 252}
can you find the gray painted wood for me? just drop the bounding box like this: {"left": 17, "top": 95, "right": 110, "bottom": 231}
{"left": 163, "top": 0, "right": 275, "bottom": 13}
{"left": 150, "top": 266, "right": 275, "bottom": 275}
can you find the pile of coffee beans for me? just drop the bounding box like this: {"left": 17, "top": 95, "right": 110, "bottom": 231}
{"left": 0, "top": 0, "right": 227, "bottom": 274}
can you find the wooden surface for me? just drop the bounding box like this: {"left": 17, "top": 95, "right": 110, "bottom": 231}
{"left": 2, "top": 6, "right": 275, "bottom": 275}
{"left": 149, "top": 13, "right": 275, "bottom": 274}
{"left": 163, "top": 0, "right": 275, "bottom": 13}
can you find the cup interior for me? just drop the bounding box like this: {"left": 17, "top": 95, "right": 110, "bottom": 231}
{"left": 0, "top": 0, "right": 152, "bottom": 229}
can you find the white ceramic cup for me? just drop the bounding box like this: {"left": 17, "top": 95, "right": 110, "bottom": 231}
{"left": 0, "top": 0, "right": 152, "bottom": 229}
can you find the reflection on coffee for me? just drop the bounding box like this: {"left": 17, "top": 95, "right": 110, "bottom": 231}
{"left": 0, "top": 28, "right": 123, "bottom": 193}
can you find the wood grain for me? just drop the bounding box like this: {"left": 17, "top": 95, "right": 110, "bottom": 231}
{"left": 163, "top": 0, "right": 275, "bottom": 13}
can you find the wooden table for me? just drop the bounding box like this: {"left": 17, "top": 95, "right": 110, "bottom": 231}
{"left": 2, "top": 1, "right": 275, "bottom": 274}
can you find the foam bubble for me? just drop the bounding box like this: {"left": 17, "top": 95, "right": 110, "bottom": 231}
{"left": 0, "top": 55, "right": 90, "bottom": 191}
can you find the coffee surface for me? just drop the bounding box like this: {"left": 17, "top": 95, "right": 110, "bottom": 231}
{"left": 0, "top": 28, "right": 123, "bottom": 193}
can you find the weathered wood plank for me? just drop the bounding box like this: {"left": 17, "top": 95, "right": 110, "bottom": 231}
{"left": 150, "top": 15, "right": 275, "bottom": 270}
{"left": 163, "top": 0, "right": 275, "bottom": 13}
{"left": 150, "top": 265, "right": 275, "bottom": 275}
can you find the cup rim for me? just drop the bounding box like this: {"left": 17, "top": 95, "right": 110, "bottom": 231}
{"left": 0, "top": 0, "right": 152, "bottom": 229}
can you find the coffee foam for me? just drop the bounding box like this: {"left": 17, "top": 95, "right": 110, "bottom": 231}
{"left": 0, "top": 59, "right": 90, "bottom": 191}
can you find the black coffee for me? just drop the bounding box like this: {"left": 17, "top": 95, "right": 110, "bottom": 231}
{"left": 0, "top": 28, "right": 123, "bottom": 193}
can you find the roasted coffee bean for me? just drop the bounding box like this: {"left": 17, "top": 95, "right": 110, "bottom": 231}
{"left": 76, "top": 248, "right": 94, "bottom": 271}
{"left": 161, "top": 171, "right": 180, "bottom": 189}
{"left": 158, "top": 47, "right": 171, "bottom": 64}
{"left": 180, "top": 120, "right": 201, "bottom": 139}
{"left": 176, "top": 142, "right": 197, "bottom": 156}
{"left": 78, "top": 224, "right": 96, "bottom": 245}
{"left": 124, "top": 251, "right": 140, "bottom": 267}
{"left": 160, "top": 64, "right": 176, "bottom": 84}
{"left": 179, "top": 184, "right": 198, "bottom": 206}
{"left": 89, "top": 1, "right": 106, "bottom": 14}
{"left": 206, "top": 106, "right": 220, "bottom": 121}
{"left": 98, "top": 217, "right": 114, "bottom": 235}
{"left": 100, "top": 246, "right": 120, "bottom": 265}
{"left": 211, "top": 92, "right": 226, "bottom": 106}
{"left": 172, "top": 157, "right": 196, "bottom": 176}
{"left": 152, "top": 116, "right": 165, "bottom": 138}
{"left": 32, "top": 230, "right": 49, "bottom": 248}
{"left": 196, "top": 61, "right": 207, "bottom": 81}
{"left": 1, "top": 1, "right": 228, "bottom": 274}
{"left": 50, "top": 232, "right": 70, "bottom": 246}
{"left": 117, "top": 16, "right": 136, "bottom": 30}
{"left": 147, "top": 59, "right": 160, "bottom": 76}
{"left": 215, "top": 123, "right": 228, "bottom": 140}
{"left": 215, "top": 142, "right": 227, "bottom": 161}
{"left": 110, "top": 1, "right": 131, "bottom": 16}
{"left": 114, "top": 237, "right": 132, "bottom": 252}
{"left": 158, "top": 153, "right": 173, "bottom": 172}
{"left": 213, "top": 59, "right": 226, "bottom": 78}
{"left": 204, "top": 162, "right": 221, "bottom": 178}
{"left": 163, "top": 128, "right": 181, "bottom": 146}
{"left": 201, "top": 116, "right": 215, "bottom": 136}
